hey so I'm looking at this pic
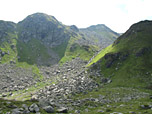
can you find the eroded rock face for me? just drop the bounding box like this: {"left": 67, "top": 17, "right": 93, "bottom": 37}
{"left": 18, "top": 13, "right": 70, "bottom": 47}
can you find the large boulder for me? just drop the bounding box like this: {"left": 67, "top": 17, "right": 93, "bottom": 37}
{"left": 57, "top": 107, "right": 68, "bottom": 113}
{"left": 29, "top": 103, "right": 39, "bottom": 113}
{"left": 43, "top": 106, "right": 55, "bottom": 113}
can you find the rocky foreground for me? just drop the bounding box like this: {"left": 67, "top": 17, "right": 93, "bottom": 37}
{"left": 0, "top": 64, "right": 38, "bottom": 94}
{"left": 0, "top": 58, "right": 151, "bottom": 114}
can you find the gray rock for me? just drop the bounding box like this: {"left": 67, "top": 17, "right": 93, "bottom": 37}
{"left": 31, "top": 95, "right": 39, "bottom": 101}
{"left": 85, "top": 108, "right": 89, "bottom": 112}
{"left": 39, "top": 98, "right": 50, "bottom": 108}
{"left": 29, "top": 103, "right": 39, "bottom": 112}
{"left": 7, "top": 104, "right": 17, "bottom": 109}
{"left": 22, "top": 104, "right": 29, "bottom": 110}
{"left": 36, "top": 112, "right": 41, "bottom": 114}
{"left": 12, "top": 108, "right": 22, "bottom": 114}
{"left": 101, "top": 78, "right": 108, "bottom": 83}
{"left": 75, "top": 110, "right": 80, "bottom": 114}
{"left": 2, "top": 93, "right": 7, "bottom": 97}
{"left": 140, "top": 105, "right": 151, "bottom": 109}
{"left": 98, "top": 110, "right": 104, "bottom": 113}
{"left": 57, "top": 107, "right": 68, "bottom": 113}
{"left": 129, "top": 111, "right": 136, "bottom": 114}
{"left": 1, "top": 52, "right": 5, "bottom": 56}
{"left": 22, "top": 110, "right": 30, "bottom": 114}
{"left": 43, "top": 106, "right": 55, "bottom": 113}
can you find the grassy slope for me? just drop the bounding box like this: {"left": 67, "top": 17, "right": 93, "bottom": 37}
{"left": 87, "top": 45, "right": 113, "bottom": 66}
{"left": 69, "top": 87, "right": 152, "bottom": 114}
{"left": 0, "top": 25, "right": 44, "bottom": 86}
{"left": 60, "top": 35, "right": 99, "bottom": 64}
{"left": 52, "top": 40, "right": 68, "bottom": 58}
{"left": 88, "top": 21, "right": 152, "bottom": 88}
{"left": 94, "top": 27, "right": 119, "bottom": 41}
{"left": 67, "top": 21, "right": 152, "bottom": 114}
{"left": 17, "top": 38, "right": 51, "bottom": 65}
{"left": 0, "top": 33, "right": 18, "bottom": 64}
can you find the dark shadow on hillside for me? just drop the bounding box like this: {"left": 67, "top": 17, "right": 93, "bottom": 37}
{"left": 16, "top": 38, "right": 69, "bottom": 66}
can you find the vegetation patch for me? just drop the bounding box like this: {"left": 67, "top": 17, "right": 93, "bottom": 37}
{"left": 16, "top": 38, "right": 51, "bottom": 65}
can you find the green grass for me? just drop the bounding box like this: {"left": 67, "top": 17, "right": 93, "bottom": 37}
{"left": 52, "top": 41, "right": 68, "bottom": 58}
{"left": 59, "top": 35, "right": 99, "bottom": 64}
{"left": 6, "top": 81, "right": 50, "bottom": 101}
{"left": 87, "top": 45, "right": 113, "bottom": 66}
{"left": 73, "top": 97, "right": 152, "bottom": 114}
{"left": 88, "top": 21, "right": 152, "bottom": 89}
{"left": 60, "top": 44, "right": 97, "bottom": 64}
{"left": 16, "top": 38, "right": 51, "bottom": 65}
{"left": 69, "top": 87, "right": 152, "bottom": 114}
{"left": 0, "top": 33, "right": 18, "bottom": 64}
{"left": 0, "top": 98, "right": 38, "bottom": 113}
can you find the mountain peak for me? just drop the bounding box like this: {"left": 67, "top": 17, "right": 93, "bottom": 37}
{"left": 129, "top": 20, "right": 152, "bottom": 32}
{"left": 70, "top": 25, "right": 79, "bottom": 32}
{"left": 84, "top": 24, "right": 108, "bottom": 31}
{"left": 114, "top": 20, "right": 152, "bottom": 45}
{"left": 28, "top": 12, "right": 57, "bottom": 20}
{"left": 18, "top": 12, "right": 59, "bottom": 25}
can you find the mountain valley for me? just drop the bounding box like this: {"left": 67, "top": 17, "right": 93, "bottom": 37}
{"left": 0, "top": 13, "right": 152, "bottom": 114}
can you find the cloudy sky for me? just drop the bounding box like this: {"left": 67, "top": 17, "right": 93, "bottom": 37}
{"left": 0, "top": 0, "right": 151, "bottom": 33}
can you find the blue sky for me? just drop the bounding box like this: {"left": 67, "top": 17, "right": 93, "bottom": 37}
{"left": 0, "top": 0, "right": 151, "bottom": 33}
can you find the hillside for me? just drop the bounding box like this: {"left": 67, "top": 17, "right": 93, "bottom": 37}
{"left": 88, "top": 20, "right": 152, "bottom": 89}
{"left": 0, "top": 13, "right": 119, "bottom": 66}
{"left": 0, "top": 20, "right": 17, "bottom": 64}
{"left": 1, "top": 14, "right": 152, "bottom": 114}
{"left": 80, "top": 24, "right": 120, "bottom": 49}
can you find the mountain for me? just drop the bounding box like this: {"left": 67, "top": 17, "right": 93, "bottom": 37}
{"left": 17, "top": 13, "right": 99, "bottom": 65}
{"left": 80, "top": 24, "right": 120, "bottom": 49}
{"left": 0, "top": 13, "right": 120, "bottom": 102}
{"left": 88, "top": 20, "right": 152, "bottom": 89}
{"left": 0, "top": 20, "right": 17, "bottom": 64}
{"left": 17, "top": 13, "right": 70, "bottom": 65}
{"left": 0, "top": 15, "right": 152, "bottom": 114}
{"left": 0, "top": 13, "right": 119, "bottom": 66}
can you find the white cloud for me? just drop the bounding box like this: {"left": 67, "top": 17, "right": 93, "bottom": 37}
{"left": 0, "top": 0, "right": 151, "bottom": 33}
